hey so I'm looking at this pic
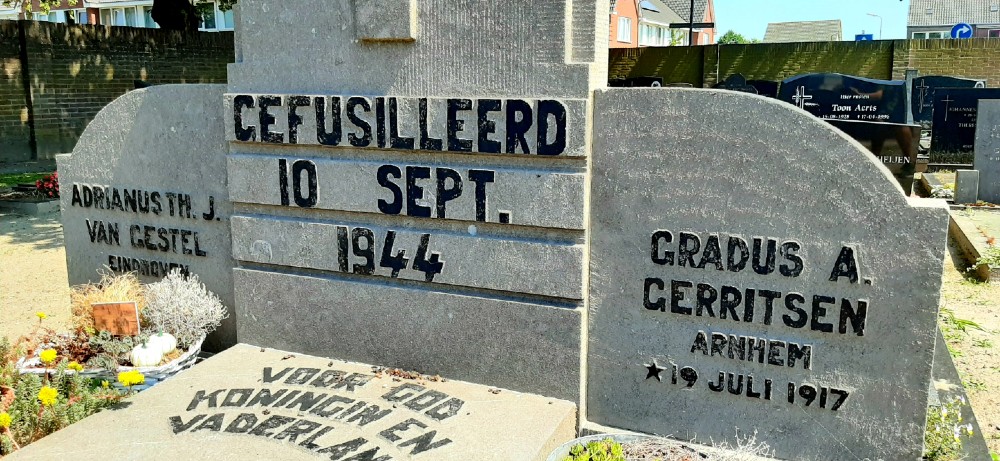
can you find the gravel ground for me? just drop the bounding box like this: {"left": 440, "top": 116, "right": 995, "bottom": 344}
{"left": 0, "top": 209, "right": 72, "bottom": 341}
{"left": 940, "top": 241, "right": 1000, "bottom": 454}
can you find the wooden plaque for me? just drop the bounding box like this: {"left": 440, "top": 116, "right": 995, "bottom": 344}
{"left": 92, "top": 302, "right": 140, "bottom": 336}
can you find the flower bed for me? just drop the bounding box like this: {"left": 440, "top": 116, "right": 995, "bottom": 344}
{"left": 15, "top": 335, "right": 204, "bottom": 391}
{"left": 0, "top": 268, "right": 227, "bottom": 456}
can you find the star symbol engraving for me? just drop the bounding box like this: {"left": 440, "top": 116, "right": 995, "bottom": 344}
{"left": 644, "top": 360, "right": 666, "bottom": 381}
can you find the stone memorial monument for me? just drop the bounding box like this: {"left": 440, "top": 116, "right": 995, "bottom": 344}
{"left": 911, "top": 75, "right": 984, "bottom": 124}
{"left": 587, "top": 89, "right": 948, "bottom": 460}
{"left": 56, "top": 85, "right": 237, "bottom": 351}
{"left": 954, "top": 170, "right": 980, "bottom": 205}
{"left": 48, "top": 0, "right": 958, "bottom": 459}
{"left": 975, "top": 100, "right": 1000, "bottom": 204}
{"left": 931, "top": 87, "right": 1000, "bottom": 157}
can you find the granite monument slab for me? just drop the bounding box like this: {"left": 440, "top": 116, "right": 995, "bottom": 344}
{"left": 224, "top": 0, "right": 605, "bottom": 401}
{"left": 6, "top": 345, "right": 576, "bottom": 461}
{"left": 587, "top": 88, "right": 949, "bottom": 461}
{"left": 713, "top": 74, "right": 757, "bottom": 94}
{"left": 911, "top": 75, "right": 984, "bottom": 123}
{"left": 56, "top": 84, "right": 236, "bottom": 351}
{"left": 954, "top": 170, "right": 980, "bottom": 205}
{"left": 778, "top": 73, "right": 908, "bottom": 124}
{"left": 974, "top": 100, "right": 1000, "bottom": 203}
{"left": 930, "top": 87, "right": 1000, "bottom": 157}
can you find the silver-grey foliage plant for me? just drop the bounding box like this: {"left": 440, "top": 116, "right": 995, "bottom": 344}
{"left": 143, "top": 269, "right": 227, "bottom": 349}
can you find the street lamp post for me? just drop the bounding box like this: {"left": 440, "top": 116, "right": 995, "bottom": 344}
{"left": 867, "top": 13, "right": 883, "bottom": 40}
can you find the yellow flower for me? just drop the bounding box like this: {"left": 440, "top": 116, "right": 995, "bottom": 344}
{"left": 67, "top": 361, "right": 84, "bottom": 372}
{"left": 35, "top": 312, "right": 47, "bottom": 320}
{"left": 39, "top": 349, "right": 57, "bottom": 365}
{"left": 0, "top": 412, "right": 10, "bottom": 429}
{"left": 37, "top": 386, "right": 58, "bottom": 407}
{"left": 101, "top": 380, "right": 109, "bottom": 389}
{"left": 117, "top": 370, "right": 145, "bottom": 387}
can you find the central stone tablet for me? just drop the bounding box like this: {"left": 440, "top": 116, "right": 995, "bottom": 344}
{"left": 224, "top": 0, "right": 608, "bottom": 400}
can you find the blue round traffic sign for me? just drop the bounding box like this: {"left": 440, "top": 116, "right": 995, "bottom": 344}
{"left": 951, "top": 23, "right": 974, "bottom": 39}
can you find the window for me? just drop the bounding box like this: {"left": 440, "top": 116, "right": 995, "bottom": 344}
{"left": 142, "top": 7, "right": 157, "bottom": 28}
{"left": 617, "top": 17, "right": 632, "bottom": 42}
{"left": 220, "top": 8, "right": 234, "bottom": 29}
{"left": 912, "top": 31, "right": 948, "bottom": 39}
{"left": 124, "top": 7, "right": 137, "bottom": 27}
{"left": 76, "top": 10, "right": 88, "bottom": 25}
{"left": 100, "top": 9, "right": 110, "bottom": 26}
{"left": 990, "top": 29, "right": 1000, "bottom": 38}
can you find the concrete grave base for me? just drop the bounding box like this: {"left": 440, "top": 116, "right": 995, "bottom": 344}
{"left": 0, "top": 198, "right": 59, "bottom": 215}
{"left": 7, "top": 344, "right": 577, "bottom": 461}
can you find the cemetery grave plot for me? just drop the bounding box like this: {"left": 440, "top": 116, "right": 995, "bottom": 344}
{"left": 30, "top": 0, "right": 990, "bottom": 458}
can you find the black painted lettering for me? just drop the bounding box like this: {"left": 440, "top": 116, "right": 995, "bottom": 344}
{"left": 782, "top": 292, "right": 808, "bottom": 329}
{"left": 644, "top": 278, "right": 666, "bottom": 311}
{"left": 347, "top": 97, "right": 373, "bottom": 147}
{"left": 651, "top": 230, "right": 674, "bottom": 265}
{"left": 233, "top": 95, "right": 256, "bottom": 141}
{"left": 505, "top": 99, "right": 533, "bottom": 154}
{"left": 315, "top": 96, "right": 342, "bottom": 146}
{"left": 435, "top": 168, "right": 463, "bottom": 218}
{"left": 446, "top": 98, "right": 473, "bottom": 152}
{"left": 536, "top": 100, "right": 567, "bottom": 155}
{"left": 376, "top": 165, "right": 403, "bottom": 215}
{"left": 468, "top": 169, "right": 494, "bottom": 222}
{"left": 405, "top": 166, "right": 432, "bottom": 218}
{"left": 477, "top": 99, "right": 501, "bottom": 153}
{"left": 670, "top": 280, "right": 693, "bottom": 315}
{"left": 287, "top": 95, "right": 310, "bottom": 144}
{"left": 258, "top": 95, "right": 284, "bottom": 144}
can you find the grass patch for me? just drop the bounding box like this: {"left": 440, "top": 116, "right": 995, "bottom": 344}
{"left": 0, "top": 173, "right": 48, "bottom": 189}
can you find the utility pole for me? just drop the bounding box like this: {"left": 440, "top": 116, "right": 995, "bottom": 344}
{"left": 688, "top": 0, "right": 695, "bottom": 45}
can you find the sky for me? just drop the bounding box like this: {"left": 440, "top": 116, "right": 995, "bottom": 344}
{"left": 714, "top": 0, "right": 911, "bottom": 41}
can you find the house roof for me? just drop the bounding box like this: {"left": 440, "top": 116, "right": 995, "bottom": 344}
{"left": 763, "top": 20, "right": 843, "bottom": 43}
{"left": 909, "top": 0, "right": 1000, "bottom": 27}
{"left": 662, "top": 0, "right": 709, "bottom": 22}
{"left": 639, "top": 0, "right": 684, "bottom": 25}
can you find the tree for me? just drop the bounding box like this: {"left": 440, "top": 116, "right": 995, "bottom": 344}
{"left": 151, "top": 0, "right": 236, "bottom": 31}
{"left": 2, "top": 0, "right": 237, "bottom": 29}
{"left": 1, "top": 0, "right": 78, "bottom": 15}
{"left": 718, "top": 30, "right": 749, "bottom": 45}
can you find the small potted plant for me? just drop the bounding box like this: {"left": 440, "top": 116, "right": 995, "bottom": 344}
{"left": 16, "top": 269, "right": 227, "bottom": 386}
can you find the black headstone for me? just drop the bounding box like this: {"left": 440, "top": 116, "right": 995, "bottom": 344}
{"left": 608, "top": 76, "right": 663, "bottom": 87}
{"left": 748, "top": 79, "right": 779, "bottom": 98}
{"left": 827, "top": 119, "right": 920, "bottom": 194}
{"left": 778, "top": 73, "right": 908, "bottom": 124}
{"left": 713, "top": 74, "right": 757, "bottom": 94}
{"left": 930, "top": 88, "right": 1000, "bottom": 155}
{"left": 911, "top": 76, "right": 984, "bottom": 123}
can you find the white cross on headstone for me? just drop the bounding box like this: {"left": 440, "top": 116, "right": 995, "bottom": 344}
{"left": 916, "top": 81, "right": 930, "bottom": 109}
{"left": 792, "top": 85, "right": 813, "bottom": 109}
{"left": 941, "top": 95, "right": 955, "bottom": 121}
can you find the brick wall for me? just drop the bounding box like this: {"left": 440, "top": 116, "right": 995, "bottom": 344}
{"left": 609, "top": 45, "right": 707, "bottom": 86}
{"left": 0, "top": 21, "right": 233, "bottom": 163}
{"left": 894, "top": 38, "right": 1000, "bottom": 85}
{"left": 0, "top": 22, "right": 31, "bottom": 159}
{"left": 609, "top": 38, "right": 1000, "bottom": 89}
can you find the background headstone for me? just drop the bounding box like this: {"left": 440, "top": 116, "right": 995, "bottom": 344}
{"left": 930, "top": 88, "right": 1000, "bottom": 160}
{"left": 954, "top": 170, "right": 981, "bottom": 204}
{"left": 974, "top": 100, "right": 1000, "bottom": 204}
{"left": 57, "top": 85, "right": 236, "bottom": 351}
{"left": 223, "top": 0, "right": 608, "bottom": 400}
{"left": 587, "top": 88, "right": 948, "bottom": 461}
{"left": 778, "top": 73, "right": 908, "bottom": 124}
{"left": 911, "top": 76, "right": 984, "bottom": 124}
{"left": 713, "top": 74, "right": 757, "bottom": 94}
